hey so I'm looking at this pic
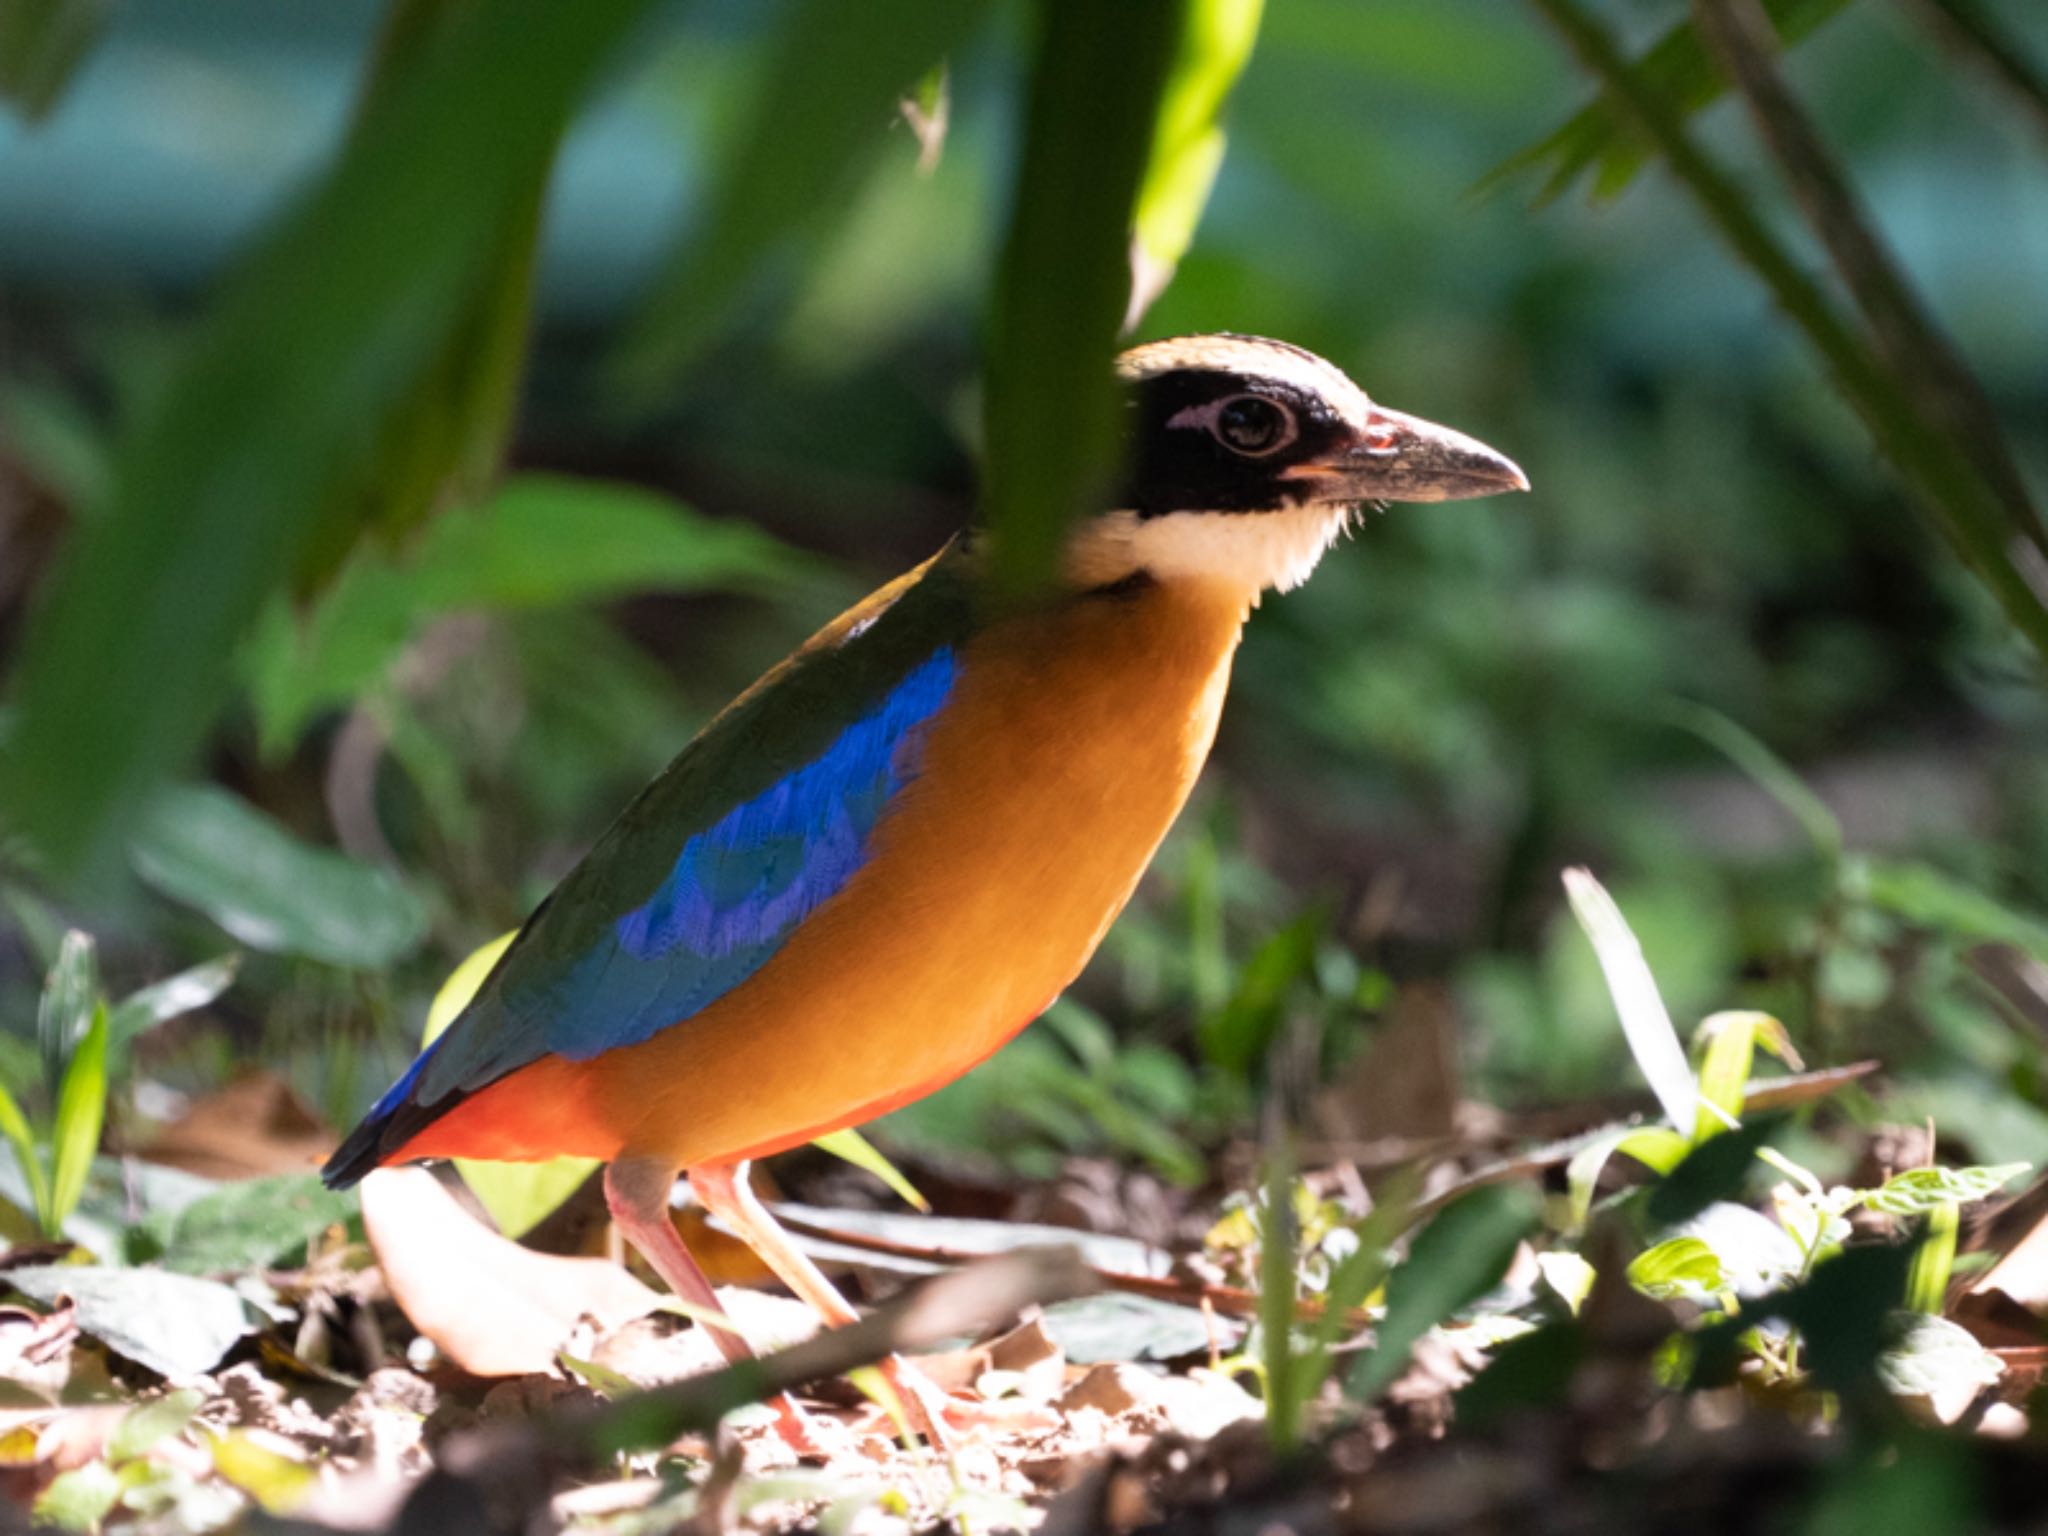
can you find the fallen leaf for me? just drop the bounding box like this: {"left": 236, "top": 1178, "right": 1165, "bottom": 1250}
{"left": 360, "top": 1167, "right": 660, "bottom": 1376}
{"left": 4, "top": 1267, "right": 266, "bottom": 1379}
{"left": 140, "top": 1072, "right": 335, "bottom": 1180}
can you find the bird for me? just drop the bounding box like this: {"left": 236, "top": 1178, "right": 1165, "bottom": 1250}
{"left": 322, "top": 332, "right": 1526, "bottom": 1448}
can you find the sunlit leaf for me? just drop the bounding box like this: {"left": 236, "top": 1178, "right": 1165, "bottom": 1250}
{"left": 0, "top": 0, "right": 652, "bottom": 878}
{"left": 0, "top": 1082, "right": 51, "bottom": 1238}
{"left": 983, "top": 0, "right": 1188, "bottom": 599}
{"left": 811, "top": 1129, "right": 929, "bottom": 1214}
{"left": 1127, "top": 0, "right": 1264, "bottom": 323}
{"left": 1562, "top": 868, "right": 1699, "bottom": 1133}
{"left": 107, "top": 1388, "right": 205, "bottom": 1463}
{"left": 33, "top": 1458, "right": 123, "bottom": 1532}
{"left": 1906, "top": 1200, "right": 1959, "bottom": 1316}
{"left": 4, "top": 1265, "right": 266, "bottom": 1378}
{"left": 1692, "top": 1011, "right": 1801, "bottom": 1144}
{"left": 1564, "top": 1123, "right": 1690, "bottom": 1230}
{"left": 1866, "top": 1163, "right": 2028, "bottom": 1217}
{"left": 1626, "top": 1235, "right": 1728, "bottom": 1303}
{"left": 46, "top": 1002, "right": 107, "bottom": 1240}
{"left": 1877, "top": 1312, "right": 2001, "bottom": 1404}
{"left": 618, "top": 0, "right": 995, "bottom": 388}
{"left": 130, "top": 784, "right": 427, "bottom": 970}
{"left": 207, "top": 1429, "right": 314, "bottom": 1515}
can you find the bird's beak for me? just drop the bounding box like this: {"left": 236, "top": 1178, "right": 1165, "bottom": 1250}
{"left": 1289, "top": 405, "right": 1529, "bottom": 504}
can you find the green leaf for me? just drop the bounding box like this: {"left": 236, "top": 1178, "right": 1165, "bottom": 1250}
{"left": 1564, "top": 1124, "right": 1690, "bottom": 1231}
{"left": 1485, "top": 0, "right": 1855, "bottom": 205}
{"left": 982, "top": 0, "right": 1189, "bottom": 600}
{"left": 1646, "top": 1117, "right": 1781, "bottom": 1228}
{"left": 1692, "top": 1011, "right": 1801, "bottom": 1145}
{"left": 1199, "top": 905, "right": 1325, "bottom": 1077}
{"left": 106, "top": 956, "right": 239, "bottom": 1052}
{"left": 1866, "top": 1164, "right": 2028, "bottom": 1217}
{"left": 1877, "top": 1313, "right": 2002, "bottom": 1404}
{"left": 5, "top": 1265, "right": 266, "bottom": 1378}
{"left": 0, "top": 0, "right": 106, "bottom": 122}
{"left": 558, "top": 1352, "right": 640, "bottom": 1399}
{"left": 33, "top": 1458, "right": 124, "bottom": 1532}
{"left": 811, "top": 1129, "right": 929, "bottom": 1214}
{"left": 36, "top": 928, "right": 97, "bottom": 1105}
{"left": 1626, "top": 1235, "right": 1728, "bottom": 1303}
{"left": 1562, "top": 868, "right": 1699, "bottom": 1133}
{"left": 1348, "top": 1183, "right": 1540, "bottom": 1402}
{"left": 107, "top": 1388, "right": 205, "bottom": 1464}
{"left": 246, "top": 474, "right": 829, "bottom": 750}
{"left": 0, "top": 1081, "right": 51, "bottom": 1238}
{"left": 130, "top": 784, "right": 427, "bottom": 969}
{"left": 46, "top": 1002, "right": 107, "bottom": 1239}
{"left": 1038, "top": 1294, "right": 1218, "bottom": 1365}
{"left": 1127, "top": 0, "right": 1263, "bottom": 321}
{"left": 618, "top": 0, "right": 995, "bottom": 388}
{"left": 0, "top": 0, "right": 653, "bottom": 879}
{"left": 150, "top": 1174, "right": 357, "bottom": 1276}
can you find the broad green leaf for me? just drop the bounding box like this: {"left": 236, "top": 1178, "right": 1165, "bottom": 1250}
{"left": 1562, "top": 868, "right": 1699, "bottom": 1133}
{"left": 36, "top": 928, "right": 97, "bottom": 1103}
{"left": 0, "top": 0, "right": 105, "bottom": 122}
{"left": 1128, "top": 0, "right": 1263, "bottom": 322}
{"left": 130, "top": 784, "right": 427, "bottom": 970}
{"left": 1348, "top": 1183, "right": 1540, "bottom": 1401}
{"left": 1564, "top": 1124, "right": 1690, "bottom": 1230}
{"left": 1486, "top": 0, "right": 1855, "bottom": 205}
{"left": 1877, "top": 1312, "right": 2002, "bottom": 1404}
{"left": 107, "top": 1389, "right": 205, "bottom": 1464}
{"left": 0, "top": 0, "right": 652, "bottom": 879}
{"left": 1692, "top": 1011, "right": 1801, "bottom": 1145}
{"left": 247, "top": 474, "right": 827, "bottom": 750}
{"left": 207, "top": 1429, "right": 314, "bottom": 1515}
{"left": 1906, "top": 1201, "right": 1959, "bottom": 1316}
{"left": 151, "top": 1174, "right": 357, "bottom": 1276}
{"left": 982, "top": 0, "right": 1188, "bottom": 599}
{"left": 5, "top": 1265, "right": 265, "bottom": 1378}
{"left": 47, "top": 1003, "right": 107, "bottom": 1240}
{"left": 0, "top": 1082, "right": 51, "bottom": 1235}
{"left": 107, "top": 956, "right": 239, "bottom": 1051}
{"left": 1625, "top": 1235, "right": 1727, "bottom": 1303}
{"left": 1866, "top": 1163, "right": 2028, "bottom": 1217}
{"left": 618, "top": 0, "right": 996, "bottom": 387}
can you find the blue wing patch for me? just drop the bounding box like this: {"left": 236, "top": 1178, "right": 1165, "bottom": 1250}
{"left": 541, "top": 645, "right": 959, "bottom": 1060}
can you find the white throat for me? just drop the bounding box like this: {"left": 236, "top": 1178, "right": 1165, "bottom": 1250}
{"left": 1065, "top": 504, "right": 1354, "bottom": 594}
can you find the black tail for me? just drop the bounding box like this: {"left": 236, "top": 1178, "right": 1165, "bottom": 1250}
{"left": 320, "top": 1039, "right": 457, "bottom": 1189}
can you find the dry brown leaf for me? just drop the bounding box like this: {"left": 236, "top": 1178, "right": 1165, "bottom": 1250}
{"left": 140, "top": 1071, "right": 337, "bottom": 1179}
{"left": 360, "top": 1167, "right": 659, "bottom": 1376}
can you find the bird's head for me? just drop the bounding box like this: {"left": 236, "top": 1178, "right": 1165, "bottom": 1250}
{"left": 1064, "top": 333, "right": 1527, "bottom": 594}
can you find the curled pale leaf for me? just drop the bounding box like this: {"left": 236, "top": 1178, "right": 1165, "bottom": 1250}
{"left": 1562, "top": 869, "right": 1699, "bottom": 1134}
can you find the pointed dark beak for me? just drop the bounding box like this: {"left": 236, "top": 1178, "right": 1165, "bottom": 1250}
{"left": 1290, "top": 405, "right": 1529, "bottom": 504}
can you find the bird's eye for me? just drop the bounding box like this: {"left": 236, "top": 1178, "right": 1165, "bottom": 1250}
{"left": 1214, "top": 395, "right": 1293, "bottom": 456}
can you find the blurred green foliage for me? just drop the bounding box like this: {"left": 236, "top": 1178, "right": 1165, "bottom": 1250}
{"left": 0, "top": 0, "right": 2045, "bottom": 1224}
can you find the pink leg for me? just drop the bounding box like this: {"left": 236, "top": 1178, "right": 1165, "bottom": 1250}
{"left": 689, "top": 1161, "right": 955, "bottom": 1451}
{"left": 603, "top": 1159, "right": 835, "bottom": 1454}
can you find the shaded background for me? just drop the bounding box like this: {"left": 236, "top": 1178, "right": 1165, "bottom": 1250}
{"left": 4, "top": 0, "right": 2048, "bottom": 1189}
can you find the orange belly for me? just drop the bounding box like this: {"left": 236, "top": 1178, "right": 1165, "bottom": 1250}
{"left": 394, "top": 575, "right": 1250, "bottom": 1171}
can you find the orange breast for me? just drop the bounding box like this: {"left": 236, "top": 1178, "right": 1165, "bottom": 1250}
{"left": 395, "top": 576, "right": 1250, "bottom": 1171}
